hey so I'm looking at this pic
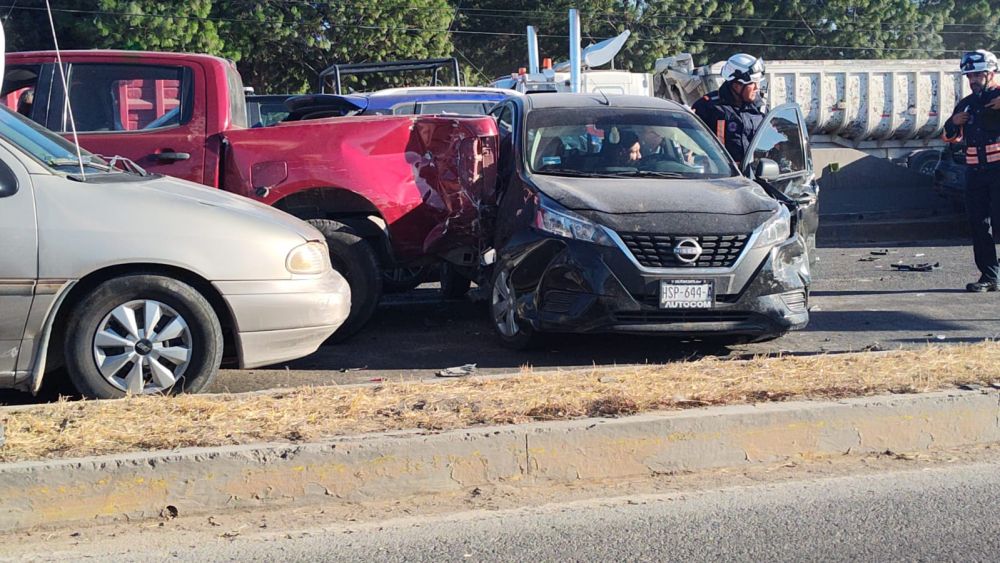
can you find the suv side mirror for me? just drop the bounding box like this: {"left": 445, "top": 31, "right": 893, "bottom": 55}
{"left": 754, "top": 158, "right": 780, "bottom": 181}
{"left": 0, "top": 160, "right": 18, "bottom": 198}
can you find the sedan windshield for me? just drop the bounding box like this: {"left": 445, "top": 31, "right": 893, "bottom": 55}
{"left": 0, "top": 105, "right": 109, "bottom": 173}
{"left": 525, "top": 107, "right": 738, "bottom": 179}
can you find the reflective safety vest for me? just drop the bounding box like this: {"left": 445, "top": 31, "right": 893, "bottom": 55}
{"left": 943, "top": 86, "right": 1000, "bottom": 168}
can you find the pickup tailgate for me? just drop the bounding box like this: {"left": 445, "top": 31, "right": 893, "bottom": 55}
{"left": 219, "top": 114, "right": 498, "bottom": 261}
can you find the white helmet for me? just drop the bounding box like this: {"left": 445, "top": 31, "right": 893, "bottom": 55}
{"left": 960, "top": 50, "right": 998, "bottom": 74}
{"left": 721, "top": 53, "right": 765, "bottom": 84}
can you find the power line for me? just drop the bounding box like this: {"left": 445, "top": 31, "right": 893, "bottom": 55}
{"left": 9, "top": 0, "right": 997, "bottom": 37}
{"left": 0, "top": 3, "right": 973, "bottom": 55}
{"left": 264, "top": 0, "right": 1000, "bottom": 29}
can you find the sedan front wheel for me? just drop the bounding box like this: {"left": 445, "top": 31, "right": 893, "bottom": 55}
{"left": 64, "top": 275, "right": 223, "bottom": 399}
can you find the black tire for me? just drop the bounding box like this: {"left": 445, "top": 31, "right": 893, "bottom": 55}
{"left": 382, "top": 265, "right": 433, "bottom": 294}
{"left": 440, "top": 262, "right": 472, "bottom": 299}
{"left": 908, "top": 150, "right": 941, "bottom": 177}
{"left": 489, "top": 264, "right": 542, "bottom": 350}
{"left": 307, "top": 219, "right": 382, "bottom": 342}
{"left": 64, "top": 275, "right": 223, "bottom": 399}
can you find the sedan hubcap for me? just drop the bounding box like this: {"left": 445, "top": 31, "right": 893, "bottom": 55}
{"left": 93, "top": 300, "right": 193, "bottom": 394}
{"left": 491, "top": 270, "right": 520, "bottom": 337}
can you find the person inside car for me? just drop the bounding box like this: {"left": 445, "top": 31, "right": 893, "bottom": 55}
{"left": 601, "top": 129, "right": 642, "bottom": 166}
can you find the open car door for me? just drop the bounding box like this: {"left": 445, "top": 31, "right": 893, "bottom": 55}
{"left": 742, "top": 103, "right": 819, "bottom": 265}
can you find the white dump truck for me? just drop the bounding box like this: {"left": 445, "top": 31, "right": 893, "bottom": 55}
{"left": 653, "top": 54, "right": 968, "bottom": 179}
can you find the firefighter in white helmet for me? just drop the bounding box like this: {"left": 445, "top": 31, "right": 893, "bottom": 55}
{"left": 943, "top": 49, "right": 1000, "bottom": 291}
{"left": 692, "top": 53, "right": 766, "bottom": 163}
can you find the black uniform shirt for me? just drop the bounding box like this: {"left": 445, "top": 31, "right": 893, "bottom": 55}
{"left": 943, "top": 86, "right": 1000, "bottom": 168}
{"left": 692, "top": 84, "right": 766, "bottom": 165}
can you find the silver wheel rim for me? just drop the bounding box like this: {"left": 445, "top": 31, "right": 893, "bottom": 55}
{"left": 491, "top": 269, "right": 519, "bottom": 337}
{"left": 92, "top": 300, "right": 193, "bottom": 394}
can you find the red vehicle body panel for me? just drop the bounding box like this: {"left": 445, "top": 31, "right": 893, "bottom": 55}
{"left": 3, "top": 50, "right": 499, "bottom": 262}
{"left": 221, "top": 115, "right": 497, "bottom": 260}
{"left": 4, "top": 51, "right": 222, "bottom": 183}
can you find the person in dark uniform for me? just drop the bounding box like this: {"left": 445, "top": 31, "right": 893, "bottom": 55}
{"left": 692, "top": 53, "right": 767, "bottom": 164}
{"left": 943, "top": 50, "right": 1000, "bottom": 292}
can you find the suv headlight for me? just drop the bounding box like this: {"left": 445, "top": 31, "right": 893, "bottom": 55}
{"left": 286, "top": 241, "right": 330, "bottom": 275}
{"left": 535, "top": 202, "right": 614, "bottom": 246}
{"left": 752, "top": 205, "right": 792, "bottom": 249}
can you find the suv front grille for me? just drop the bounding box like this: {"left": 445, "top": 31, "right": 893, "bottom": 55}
{"left": 618, "top": 233, "right": 750, "bottom": 269}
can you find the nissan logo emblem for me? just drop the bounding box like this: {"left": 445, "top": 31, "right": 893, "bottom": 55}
{"left": 673, "top": 238, "right": 703, "bottom": 264}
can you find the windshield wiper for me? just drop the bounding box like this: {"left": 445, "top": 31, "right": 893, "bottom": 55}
{"left": 616, "top": 170, "right": 689, "bottom": 179}
{"left": 45, "top": 157, "right": 114, "bottom": 172}
{"left": 538, "top": 170, "right": 596, "bottom": 177}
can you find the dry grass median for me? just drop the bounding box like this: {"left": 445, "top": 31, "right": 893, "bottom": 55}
{"left": 2, "top": 342, "right": 1000, "bottom": 462}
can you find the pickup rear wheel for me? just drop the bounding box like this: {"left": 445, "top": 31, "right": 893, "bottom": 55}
{"left": 308, "top": 219, "right": 382, "bottom": 342}
{"left": 64, "top": 275, "right": 223, "bottom": 399}
{"left": 382, "top": 265, "right": 434, "bottom": 294}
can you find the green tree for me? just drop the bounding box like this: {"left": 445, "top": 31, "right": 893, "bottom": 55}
{"left": 3, "top": 0, "right": 455, "bottom": 94}
{"left": 3, "top": 0, "right": 96, "bottom": 52}
{"left": 730, "top": 0, "right": 947, "bottom": 60}
{"left": 215, "top": 0, "right": 456, "bottom": 93}
{"left": 940, "top": 0, "right": 1000, "bottom": 54}
{"left": 91, "top": 0, "right": 224, "bottom": 54}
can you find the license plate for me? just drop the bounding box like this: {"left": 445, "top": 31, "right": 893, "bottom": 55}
{"left": 659, "top": 280, "right": 714, "bottom": 309}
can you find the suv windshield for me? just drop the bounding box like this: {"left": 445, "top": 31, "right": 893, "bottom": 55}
{"left": 525, "top": 108, "right": 738, "bottom": 179}
{"left": 0, "top": 105, "right": 109, "bottom": 173}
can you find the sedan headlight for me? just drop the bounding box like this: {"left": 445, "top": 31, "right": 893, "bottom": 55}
{"left": 752, "top": 205, "right": 792, "bottom": 249}
{"left": 535, "top": 203, "right": 615, "bottom": 247}
{"left": 286, "top": 241, "right": 330, "bottom": 275}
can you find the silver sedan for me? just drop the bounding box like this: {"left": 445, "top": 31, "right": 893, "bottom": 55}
{"left": 0, "top": 107, "right": 350, "bottom": 399}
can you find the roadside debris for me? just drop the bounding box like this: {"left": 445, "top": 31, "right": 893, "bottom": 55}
{"left": 437, "top": 364, "right": 478, "bottom": 377}
{"left": 891, "top": 262, "right": 940, "bottom": 272}
{"left": 870, "top": 249, "right": 890, "bottom": 256}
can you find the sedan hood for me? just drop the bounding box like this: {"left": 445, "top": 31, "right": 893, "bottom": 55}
{"left": 130, "top": 174, "right": 322, "bottom": 241}
{"left": 531, "top": 174, "right": 777, "bottom": 216}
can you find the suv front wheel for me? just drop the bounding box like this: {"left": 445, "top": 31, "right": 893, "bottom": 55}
{"left": 64, "top": 275, "right": 223, "bottom": 399}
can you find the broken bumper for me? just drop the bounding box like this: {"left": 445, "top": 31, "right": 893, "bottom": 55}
{"left": 503, "top": 232, "right": 810, "bottom": 340}
{"left": 214, "top": 270, "right": 351, "bottom": 368}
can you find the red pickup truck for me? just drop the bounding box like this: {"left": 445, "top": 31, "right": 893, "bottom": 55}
{"left": 3, "top": 50, "right": 499, "bottom": 339}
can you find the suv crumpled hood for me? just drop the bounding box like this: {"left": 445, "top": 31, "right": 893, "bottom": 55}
{"left": 133, "top": 174, "right": 322, "bottom": 241}
{"left": 532, "top": 174, "right": 780, "bottom": 234}
{"left": 532, "top": 174, "right": 778, "bottom": 216}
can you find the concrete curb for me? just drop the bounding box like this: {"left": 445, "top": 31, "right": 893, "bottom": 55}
{"left": 1, "top": 390, "right": 997, "bottom": 533}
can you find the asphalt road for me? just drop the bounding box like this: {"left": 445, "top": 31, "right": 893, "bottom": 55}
{"left": 207, "top": 458, "right": 1000, "bottom": 561}
{"left": 17, "top": 451, "right": 1000, "bottom": 562}
{"left": 207, "top": 239, "right": 1000, "bottom": 391}
{"left": 3, "top": 239, "right": 997, "bottom": 403}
